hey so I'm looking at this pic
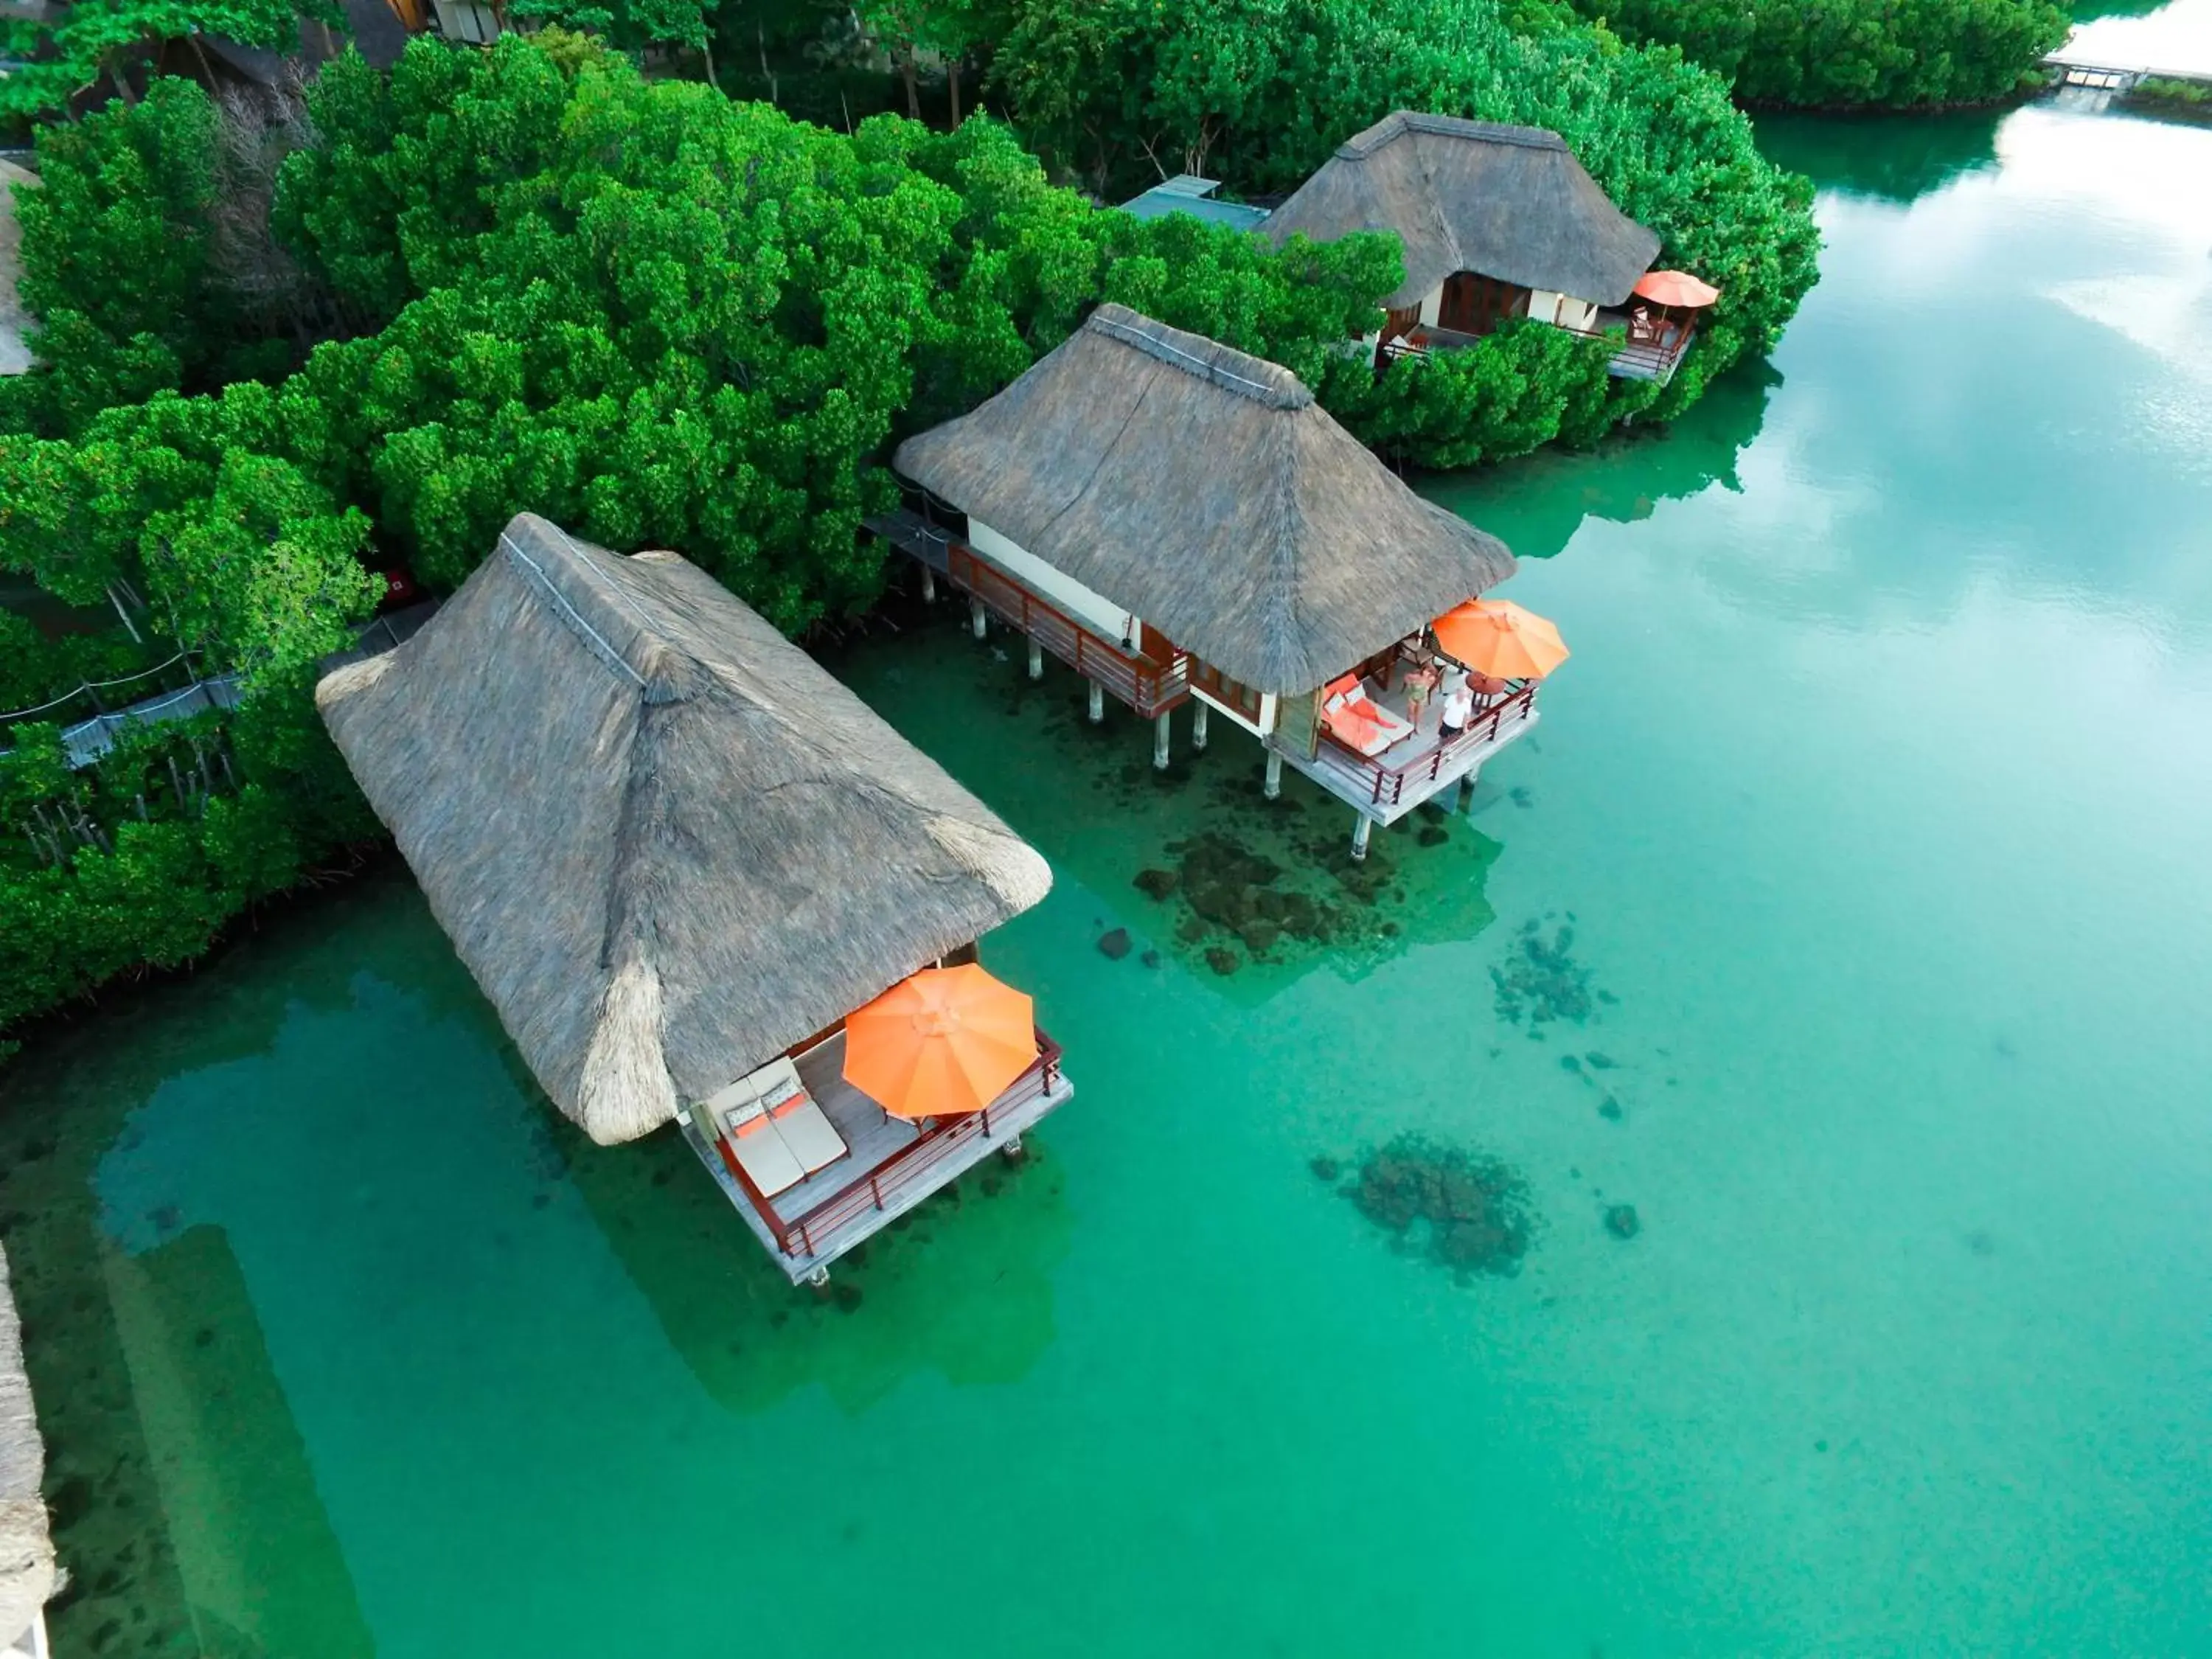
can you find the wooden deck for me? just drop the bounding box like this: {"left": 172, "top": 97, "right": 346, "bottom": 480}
{"left": 866, "top": 511, "right": 1190, "bottom": 719}
{"left": 1278, "top": 680, "right": 1540, "bottom": 824}
{"left": 681, "top": 1027, "right": 1074, "bottom": 1282}
{"left": 1383, "top": 314, "right": 1693, "bottom": 382}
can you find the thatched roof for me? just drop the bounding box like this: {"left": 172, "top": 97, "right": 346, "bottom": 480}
{"left": 317, "top": 515, "right": 1052, "bottom": 1146}
{"left": 0, "top": 1244, "right": 56, "bottom": 1654}
{"left": 1264, "top": 112, "right": 1662, "bottom": 308}
{"left": 893, "top": 305, "right": 1514, "bottom": 694}
{"left": 0, "top": 161, "right": 38, "bottom": 378}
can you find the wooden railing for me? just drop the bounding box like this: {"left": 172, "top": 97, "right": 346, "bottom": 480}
{"left": 721, "top": 1033, "right": 1065, "bottom": 1262}
{"left": 1384, "top": 321, "right": 1693, "bottom": 382}
{"left": 1313, "top": 682, "right": 1538, "bottom": 809}
{"left": 1559, "top": 319, "right": 1694, "bottom": 380}
{"left": 945, "top": 545, "right": 1189, "bottom": 717}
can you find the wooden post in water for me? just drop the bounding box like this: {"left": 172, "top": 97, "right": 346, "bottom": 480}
{"left": 1264, "top": 751, "right": 1283, "bottom": 799}
{"left": 1350, "top": 811, "right": 1373, "bottom": 861}
{"left": 1088, "top": 681, "right": 1105, "bottom": 724}
{"left": 1192, "top": 701, "right": 1209, "bottom": 751}
{"left": 921, "top": 568, "right": 936, "bottom": 602}
{"left": 1152, "top": 709, "right": 1172, "bottom": 771}
{"left": 970, "top": 598, "right": 987, "bottom": 639}
{"left": 1029, "top": 640, "right": 1044, "bottom": 681}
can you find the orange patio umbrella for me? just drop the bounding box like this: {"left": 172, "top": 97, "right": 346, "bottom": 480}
{"left": 843, "top": 963, "right": 1037, "bottom": 1121}
{"left": 1632, "top": 270, "right": 1720, "bottom": 310}
{"left": 1431, "top": 599, "right": 1571, "bottom": 681}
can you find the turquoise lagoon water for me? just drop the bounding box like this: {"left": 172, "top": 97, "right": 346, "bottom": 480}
{"left": 4, "top": 101, "right": 2212, "bottom": 1658}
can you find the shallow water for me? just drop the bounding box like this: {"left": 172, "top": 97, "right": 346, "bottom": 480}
{"left": 2067, "top": 0, "right": 2212, "bottom": 72}
{"left": 5, "top": 100, "right": 2212, "bottom": 1659}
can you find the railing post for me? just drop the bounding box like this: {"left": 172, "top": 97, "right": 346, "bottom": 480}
{"left": 869, "top": 1175, "right": 884, "bottom": 1211}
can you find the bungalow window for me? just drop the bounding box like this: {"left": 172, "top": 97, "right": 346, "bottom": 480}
{"left": 1189, "top": 658, "right": 1264, "bottom": 723}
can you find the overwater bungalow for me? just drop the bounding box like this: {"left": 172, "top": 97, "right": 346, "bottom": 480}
{"left": 886, "top": 304, "right": 1546, "bottom": 859}
{"left": 1264, "top": 112, "right": 1714, "bottom": 383}
{"left": 1, "top": 1245, "right": 56, "bottom": 1659}
{"left": 316, "top": 514, "right": 1071, "bottom": 1284}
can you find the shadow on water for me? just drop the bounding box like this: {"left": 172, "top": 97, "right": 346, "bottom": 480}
{"left": 819, "top": 604, "right": 1509, "bottom": 1004}
{"left": 0, "top": 879, "right": 408, "bottom": 1658}
{"left": 561, "top": 1115, "right": 1073, "bottom": 1419}
{"left": 1418, "top": 356, "right": 1781, "bottom": 562}
{"left": 1752, "top": 107, "right": 2007, "bottom": 204}
{"left": 0, "top": 859, "right": 1070, "bottom": 1648}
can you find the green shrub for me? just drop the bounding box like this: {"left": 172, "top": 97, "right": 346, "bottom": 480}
{"left": 1573, "top": 0, "right": 2070, "bottom": 109}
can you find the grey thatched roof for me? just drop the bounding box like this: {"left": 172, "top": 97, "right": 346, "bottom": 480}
{"left": 0, "top": 1244, "right": 55, "bottom": 1654}
{"left": 1265, "top": 112, "right": 1662, "bottom": 308}
{"left": 893, "top": 305, "right": 1514, "bottom": 694}
{"left": 318, "top": 514, "right": 1052, "bottom": 1146}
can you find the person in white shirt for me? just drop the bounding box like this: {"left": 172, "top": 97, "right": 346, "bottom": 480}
{"left": 1439, "top": 669, "right": 1475, "bottom": 737}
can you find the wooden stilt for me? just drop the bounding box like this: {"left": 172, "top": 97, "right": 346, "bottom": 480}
{"left": 1457, "top": 771, "right": 1478, "bottom": 811}
{"left": 1264, "top": 751, "right": 1283, "bottom": 799}
{"left": 805, "top": 1265, "right": 830, "bottom": 1287}
{"left": 1088, "top": 681, "right": 1105, "bottom": 724}
{"left": 1153, "top": 709, "right": 1172, "bottom": 770}
{"left": 1029, "top": 640, "right": 1044, "bottom": 681}
{"left": 921, "top": 568, "right": 936, "bottom": 602}
{"left": 969, "top": 598, "right": 987, "bottom": 639}
{"left": 1350, "top": 813, "right": 1374, "bottom": 861}
{"left": 1192, "top": 700, "right": 1209, "bottom": 751}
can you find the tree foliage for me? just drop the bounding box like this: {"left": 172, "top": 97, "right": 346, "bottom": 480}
{"left": 987, "top": 0, "right": 1820, "bottom": 380}
{"left": 0, "top": 23, "right": 1824, "bottom": 1043}
{"left": 1571, "top": 0, "right": 2070, "bottom": 108}
{"left": 0, "top": 0, "right": 336, "bottom": 118}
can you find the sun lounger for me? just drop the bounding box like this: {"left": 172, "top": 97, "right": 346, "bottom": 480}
{"left": 769, "top": 1092, "right": 849, "bottom": 1177}
{"left": 698, "top": 1057, "right": 849, "bottom": 1195}
{"left": 1321, "top": 673, "right": 1415, "bottom": 758}
{"left": 720, "top": 1098, "right": 806, "bottom": 1197}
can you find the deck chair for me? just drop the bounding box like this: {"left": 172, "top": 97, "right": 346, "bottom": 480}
{"left": 717, "top": 1096, "right": 805, "bottom": 1198}
{"left": 1321, "top": 672, "right": 1415, "bottom": 758}
{"left": 734, "top": 1058, "right": 846, "bottom": 1177}
{"left": 766, "top": 1087, "right": 848, "bottom": 1178}
{"left": 703, "top": 1057, "right": 850, "bottom": 1191}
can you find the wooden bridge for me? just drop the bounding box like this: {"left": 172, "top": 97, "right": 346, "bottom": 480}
{"left": 2041, "top": 55, "right": 2212, "bottom": 97}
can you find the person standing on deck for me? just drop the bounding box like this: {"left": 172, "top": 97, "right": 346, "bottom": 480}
{"left": 1439, "top": 668, "right": 1475, "bottom": 738}
{"left": 1402, "top": 658, "right": 1441, "bottom": 731}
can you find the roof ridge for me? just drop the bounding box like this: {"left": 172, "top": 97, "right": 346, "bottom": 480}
{"left": 1084, "top": 304, "right": 1313, "bottom": 411}
{"left": 1337, "top": 110, "right": 1568, "bottom": 160}
{"left": 499, "top": 518, "right": 702, "bottom": 706}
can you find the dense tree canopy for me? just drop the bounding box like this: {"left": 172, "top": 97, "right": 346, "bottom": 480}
{"left": 989, "top": 0, "right": 1820, "bottom": 383}
{"left": 1570, "top": 0, "right": 2070, "bottom": 108}
{"left": 0, "top": 11, "right": 1825, "bottom": 1043}
{"left": 0, "top": 0, "right": 338, "bottom": 117}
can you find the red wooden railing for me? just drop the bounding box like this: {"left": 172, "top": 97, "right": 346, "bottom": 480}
{"left": 1312, "top": 682, "right": 1538, "bottom": 808}
{"left": 1382, "top": 322, "right": 1693, "bottom": 380}
{"left": 720, "top": 1033, "right": 1065, "bottom": 1262}
{"left": 945, "top": 546, "right": 1190, "bottom": 718}
{"left": 1557, "top": 320, "right": 1694, "bottom": 379}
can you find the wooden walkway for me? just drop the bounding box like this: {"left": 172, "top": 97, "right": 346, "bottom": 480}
{"left": 2041, "top": 55, "right": 2212, "bottom": 96}
{"left": 1, "top": 601, "right": 439, "bottom": 769}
